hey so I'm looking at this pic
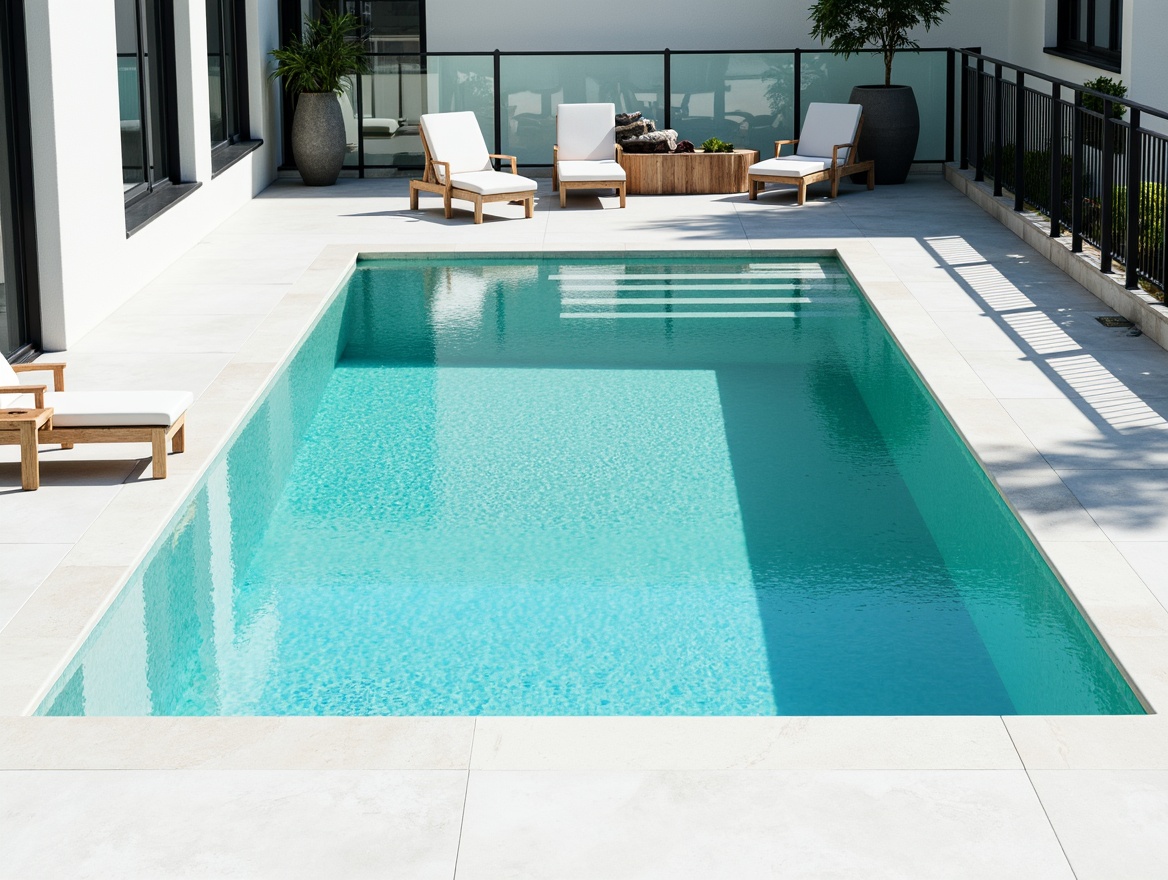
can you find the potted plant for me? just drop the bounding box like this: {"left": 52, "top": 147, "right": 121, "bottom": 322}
{"left": 269, "top": 11, "right": 369, "bottom": 186}
{"left": 808, "top": 0, "right": 949, "bottom": 185}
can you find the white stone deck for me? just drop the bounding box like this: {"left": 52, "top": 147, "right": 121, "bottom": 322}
{"left": 3, "top": 170, "right": 1168, "bottom": 878}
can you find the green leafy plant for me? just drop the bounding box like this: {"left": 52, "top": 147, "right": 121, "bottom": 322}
{"left": 268, "top": 11, "right": 369, "bottom": 96}
{"left": 701, "top": 137, "right": 735, "bottom": 153}
{"left": 1082, "top": 76, "right": 1127, "bottom": 120}
{"left": 807, "top": 0, "right": 950, "bottom": 87}
{"left": 1110, "top": 183, "right": 1165, "bottom": 257}
{"left": 993, "top": 144, "right": 1081, "bottom": 214}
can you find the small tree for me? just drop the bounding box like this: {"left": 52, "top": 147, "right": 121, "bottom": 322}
{"left": 808, "top": 0, "right": 950, "bottom": 87}
{"left": 269, "top": 10, "right": 369, "bottom": 97}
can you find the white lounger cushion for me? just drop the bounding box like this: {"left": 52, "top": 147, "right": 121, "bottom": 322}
{"left": 556, "top": 159, "right": 626, "bottom": 182}
{"left": 420, "top": 111, "right": 492, "bottom": 182}
{"left": 557, "top": 103, "right": 617, "bottom": 161}
{"left": 450, "top": 170, "right": 538, "bottom": 196}
{"left": 749, "top": 156, "right": 834, "bottom": 177}
{"left": 43, "top": 390, "right": 194, "bottom": 428}
{"left": 796, "top": 102, "right": 862, "bottom": 163}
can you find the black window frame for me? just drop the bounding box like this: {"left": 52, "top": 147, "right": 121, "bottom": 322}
{"left": 1053, "top": 0, "right": 1122, "bottom": 71}
{"left": 207, "top": 0, "right": 251, "bottom": 155}
{"left": 119, "top": 0, "right": 182, "bottom": 209}
{"left": 1, "top": 0, "right": 41, "bottom": 360}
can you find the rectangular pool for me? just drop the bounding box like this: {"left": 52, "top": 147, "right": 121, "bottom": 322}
{"left": 39, "top": 254, "right": 1143, "bottom": 716}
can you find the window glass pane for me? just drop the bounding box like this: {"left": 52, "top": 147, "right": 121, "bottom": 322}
{"left": 347, "top": 0, "right": 420, "bottom": 54}
{"left": 143, "top": 0, "right": 167, "bottom": 182}
{"left": 1093, "top": 0, "right": 1110, "bottom": 48}
{"left": 115, "top": 0, "right": 146, "bottom": 190}
{"left": 207, "top": 0, "right": 226, "bottom": 144}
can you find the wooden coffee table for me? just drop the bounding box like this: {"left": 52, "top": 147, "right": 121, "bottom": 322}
{"left": 0, "top": 407, "right": 54, "bottom": 490}
{"left": 618, "top": 148, "right": 760, "bottom": 194}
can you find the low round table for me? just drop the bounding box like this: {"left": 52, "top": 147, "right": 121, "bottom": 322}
{"left": 618, "top": 148, "right": 760, "bottom": 195}
{"left": 0, "top": 406, "right": 54, "bottom": 490}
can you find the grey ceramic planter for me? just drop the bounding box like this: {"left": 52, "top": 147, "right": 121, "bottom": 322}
{"left": 292, "top": 92, "right": 346, "bottom": 186}
{"left": 849, "top": 85, "right": 919, "bottom": 186}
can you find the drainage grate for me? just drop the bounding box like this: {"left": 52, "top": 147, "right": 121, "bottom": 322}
{"left": 1096, "top": 315, "right": 1134, "bottom": 328}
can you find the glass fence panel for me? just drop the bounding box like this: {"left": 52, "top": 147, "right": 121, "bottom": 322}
{"left": 802, "top": 51, "right": 948, "bottom": 161}
{"left": 347, "top": 55, "right": 493, "bottom": 169}
{"left": 499, "top": 54, "right": 665, "bottom": 165}
{"left": 670, "top": 53, "right": 795, "bottom": 155}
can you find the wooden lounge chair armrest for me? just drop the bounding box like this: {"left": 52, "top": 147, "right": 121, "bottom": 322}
{"left": 831, "top": 142, "right": 855, "bottom": 168}
{"left": 12, "top": 362, "right": 66, "bottom": 391}
{"left": 774, "top": 138, "right": 798, "bottom": 157}
{"left": 488, "top": 153, "right": 519, "bottom": 174}
{"left": 427, "top": 159, "right": 452, "bottom": 188}
{"left": 615, "top": 143, "right": 623, "bottom": 159}
{"left": 0, "top": 384, "right": 45, "bottom": 408}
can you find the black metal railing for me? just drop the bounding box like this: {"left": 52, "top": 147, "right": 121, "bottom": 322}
{"left": 959, "top": 49, "right": 1168, "bottom": 293}
{"left": 319, "top": 46, "right": 956, "bottom": 175}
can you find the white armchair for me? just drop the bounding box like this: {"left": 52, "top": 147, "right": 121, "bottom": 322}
{"left": 553, "top": 103, "right": 627, "bottom": 208}
{"left": 747, "top": 102, "right": 875, "bottom": 205}
{"left": 410, "top": 111, "right": 537, "bottom": 224}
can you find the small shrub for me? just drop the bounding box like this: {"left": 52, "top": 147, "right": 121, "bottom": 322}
{"left": 700, "top": 137, "right": 735, "bottom": 153}
{"left": 990, "top": 143, "right": 1080, "bottom": 214}
{"left": 1111, "top": 182, "right": 1166, "bottom": 258}
{"left": 1081, "top": 76, "right": 1127, "bottom": 152}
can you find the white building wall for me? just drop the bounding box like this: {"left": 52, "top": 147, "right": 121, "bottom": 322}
{"left": 24, "top": 0, "right": 281, "bottom": 351}
{"left": 424, "top": 0, "right": 1011, "bottom": 55}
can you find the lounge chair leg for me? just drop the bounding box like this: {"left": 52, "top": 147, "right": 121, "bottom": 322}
{"left": 749, "top": 180, "right": 758, "bottom": 201}
{"left": 831, "top": 173, "right": 840, "bottom": 199}
{"left": 797, "top": 181, "right": 806, "bottom": 206}
{"left": 409, "top": 183, "right": 419, "bottom": 210}
{"left": 443, "top": 192, "right": 452, "bottom": 219}
{"left": 151, "top": 428, "right": 167, "bottom": 479}
{"left": 560, "top": 186, "right": 567, "bottom": 208}
{"left": 867, "top": 166, "right": 875, "bottom": 190}
{"left": 618, "top": 184, "right": 626, "bottom": 208}
{"left": 474, "top": 199, "right": 483, "bottom": 224}
{"left": 19, "top": 422, "right": 39, "bottom": 491}
{"left": 171, "top": 418, "right": 186, "bottom": 454}
{"left": 525, "top": 196, "right": 534, "bottom": 219}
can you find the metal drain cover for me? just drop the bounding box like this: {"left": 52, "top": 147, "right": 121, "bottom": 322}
{"left": 1096, "top": 315, "right": 1134, "bottom": 327}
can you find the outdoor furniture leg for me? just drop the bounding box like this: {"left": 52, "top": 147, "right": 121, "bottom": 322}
{"left": 525, "top": 196, "right": 534, "bottom": 218}
{"left": 151, "top": 428, "right": 167, "bottom": 479}
{"left": 409, "top": 184, "right": 419, "bottom": 210}
{"left": 831, "top": 171, "right": 840, "bottom": 199}
{"left": 797, "top": 180, "right": 807, "bottom": 205}
{"left": 618, "top": 184, "right": 626, "bottom": 208}
{"left": 560, "top": 186, "right": 567, "bottom": 208}
{"left": 19, "top": 421, "right": 39, "bottom": 491}
{"left": 474, "top": 199, "right": 484, "bottom": 224}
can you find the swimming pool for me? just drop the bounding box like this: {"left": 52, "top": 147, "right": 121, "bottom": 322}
{"left": 38, "top": 254, "right": 1143, "bottom": 716}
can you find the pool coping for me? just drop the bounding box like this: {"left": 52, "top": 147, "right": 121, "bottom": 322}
{"left": 3, "top": 240, "right": 1168, "bottom": 773}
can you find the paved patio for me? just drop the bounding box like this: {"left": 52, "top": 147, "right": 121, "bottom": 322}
{"left": 3, "top": 169, "right": 1168, "bottom": 878}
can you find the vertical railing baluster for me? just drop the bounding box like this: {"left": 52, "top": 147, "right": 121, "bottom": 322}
{"left": 1125, "top": 108, "right": 1142, "bottom": 289}
{"left": 993, "top": 63, "right": 1004, "bottom": 197}
{"left": 974, "top": 57, "right": 985, "bottom": 181}
{"left": 1050, "top": 83, "right": 1062, "bottom": 237}
{"left": 493, "top": 49, "right": 502, "bottom": 162}
{"left": 1102, "top": 97, "right": 1115, "bottom": 273}
{"left": 1014, "top": 71, "right": 1025, "bottom": 210}
{"left": 793, "top": 48, "right": 802, "bottom": 140}
{"left": 946, "top": 48, "right": 955, "bottom": 164}
{"left": 960, "top": 53, "right": 969, "bottom": 170}
{"left": 663, "top": 49, "right": 671, "bottom": 131}
{"left": 1072, "top": 91, "right": 1084, "bottom": 252}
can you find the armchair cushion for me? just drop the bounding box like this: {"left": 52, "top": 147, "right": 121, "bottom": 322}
{"left": 420, "top": 111, "right": 492, "bottom": 181}
{"left": 557, "top": 103, "right": 617, "bottom": 162}
{"left": 44, "top": 390, "right": 194, "bottom": 428}
{"left": 556, "top": 159, "right": 626, "bottom": 182}
{"left": 795, "top": 103, "right": 862, "bottom": 163}
{"left": 749, "top": 156, "right": 834, "bottom": 178}
{"left": 449, "top": 170, "right": 538, "bottom": 196}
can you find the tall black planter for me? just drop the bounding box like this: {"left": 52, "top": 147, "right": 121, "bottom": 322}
{"left": 291, "top": 92, "right": 346, "bottom": 186}
{"left": 849, "top": 85, "right": 919, "bottom": 186}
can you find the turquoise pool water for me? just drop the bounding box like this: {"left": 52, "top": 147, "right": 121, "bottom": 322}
{"left": 40, "top": 255, "right": 1142, "bottom": 716}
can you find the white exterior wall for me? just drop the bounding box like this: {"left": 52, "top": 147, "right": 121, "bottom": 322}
{"left": 24, "top": 0, "right": 281, "bottom": 351}
{"left": 424, "top": 0, "right": 1010, "bottom": 54}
